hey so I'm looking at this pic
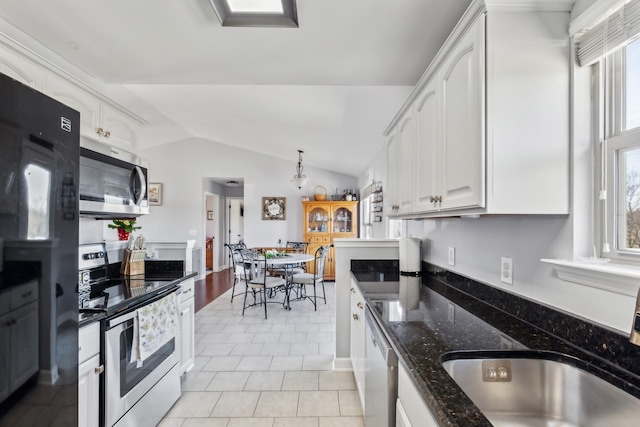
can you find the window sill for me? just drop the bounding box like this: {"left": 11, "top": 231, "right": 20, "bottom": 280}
{"left": 541, "top": 259, "right": 640, "bottom": 297}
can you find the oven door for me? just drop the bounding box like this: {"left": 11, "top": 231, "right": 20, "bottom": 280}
{"left": 105, "top": 306, "right": 178, "bottom": 427}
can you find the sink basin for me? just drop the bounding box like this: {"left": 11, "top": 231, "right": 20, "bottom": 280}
{"left": 441, "top": 352, "right": 640, "bottom": 427}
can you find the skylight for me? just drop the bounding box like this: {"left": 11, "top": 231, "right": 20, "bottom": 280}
{"left": 227, "top": 0, "right": 283, "bottom": 13}
{"left": 208, "top": 0, "right": 298, "bottom": 27}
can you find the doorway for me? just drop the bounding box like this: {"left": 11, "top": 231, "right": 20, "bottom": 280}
{"left": 227, "top": 197, "right": 244, "bottom": 247}
{"left": 204, "top": 192, "right": 219, "bottom": 274}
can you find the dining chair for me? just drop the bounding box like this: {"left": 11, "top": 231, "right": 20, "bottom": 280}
{"left": 225, "top": 242, "right": 247, "bottom": 302}
{"left": 285, "top": 240, "right": 310, "bottom": 274}
{"left": 239, "top": 248, "right": 287, "bottom": 319}
{"left": 290, "top": 245, "right": 330, "bottom": 310}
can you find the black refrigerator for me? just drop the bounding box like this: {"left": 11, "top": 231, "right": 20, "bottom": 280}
{"left": 0, "top": 72, "right": 79, "bottom": 425}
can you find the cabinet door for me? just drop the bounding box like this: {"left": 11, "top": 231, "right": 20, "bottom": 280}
{"left": 0, "top": 44, "right": 45, "bottom": 90}
{"left": 398, "top": 363, "right": 440, "bottom": 427}
{"left": 180, "top": 297, "right": 195, "bottom": 374}
{"left": 397, "top": 113, "right": 414, "bottom": 214}
{"left": 78, "top": 354, "right": 100, "bottom": 427}
{"left": 0, "top": 313, "right": 10, "bottom": 402}
{"left": 413, "top": 78, "right": 440, "bottom": 213}
{"left": 305, "top": 204, "right": 330, "bottom": 234}
{"left": 440, "top": 17, "right": 485, "bottom": 211}
{"left": 101, "top": 103, "right": 139, "bottom": 152}
{"left": 46, "top": 75, "right": 101, "bottom": 140}
{"left": 349, "top": 281, "right": 366, "bottom": 410}
{"left": 331, "top": 205, "right": 356, "bottom": 235}
{"left": 10, "top": 302, "right": 38, "bottom": 389}
{"left": 386, "top": 132, "right": 399, "bottom": 215}
{"left": 325, "top": 245, "right": 336, "bottom": 279}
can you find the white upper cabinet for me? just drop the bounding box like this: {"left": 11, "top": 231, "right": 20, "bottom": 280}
{"left": 413, "top": 78, "right": 440, "bottom": 213}
{"left": 384, "top": 0, "right": 570, "bottom": 218}
{"left": 100, "top": 103, "right": 139, "bottom": 151}
{"left": 0, "top": 38, "right": 142, "bottom": 153}
{"left": 46, "top": 75, "right": 139, "bottom": 152}
{"left": 397, "top": 112, "right": 415, "bottom": 215}
{"left": 439, "top": 17, "right": 484, "bottom": 212}
{"left": 46, "top": 75, "right": 101, "bottom": 140}
{"left": 387, "top": 131, "right": 399, "bottom": 214}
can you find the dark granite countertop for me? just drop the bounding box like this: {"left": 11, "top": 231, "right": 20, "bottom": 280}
{"left": 0, "top": 261, "right": 41, "bottom": 292}
{"left": 352, "top": 267, "right": 640, "bottom": 427}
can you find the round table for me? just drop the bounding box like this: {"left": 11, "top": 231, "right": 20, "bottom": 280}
{"left": 262, "top": 253, "right": 314, "bottom": 309}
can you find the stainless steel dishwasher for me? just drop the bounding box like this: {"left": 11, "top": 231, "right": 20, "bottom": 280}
{"left": 365, "top": 306, "right": 398, "bottom": 427}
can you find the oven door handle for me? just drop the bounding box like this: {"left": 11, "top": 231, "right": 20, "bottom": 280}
{"left": 106, "top": 286, "right": 180, "bottom": 329}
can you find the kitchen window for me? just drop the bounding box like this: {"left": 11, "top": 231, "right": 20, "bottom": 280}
{"left": 602, "top": 38, "right": 640, "bottom": 260}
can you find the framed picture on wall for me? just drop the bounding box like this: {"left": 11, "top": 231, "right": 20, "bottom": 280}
{"left": 262, "top": 197, "right": 286, "bottom": 220}
{"left": 149, "top": 183, "right": 163, "bottom": 206}
{"left": 207, "top": 210, "right": 214, "bottom": 220}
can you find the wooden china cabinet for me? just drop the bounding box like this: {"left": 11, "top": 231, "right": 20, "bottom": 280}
{"left": 303, "top": 201, "right": 358, "bottom": 280}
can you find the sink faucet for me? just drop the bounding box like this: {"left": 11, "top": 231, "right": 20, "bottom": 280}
{"left": 630, "top": 287, "right": 640, "bottom": 345}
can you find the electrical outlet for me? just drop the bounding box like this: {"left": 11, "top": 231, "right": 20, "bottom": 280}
{"left": 448, "top": 247, "right": 455, "bottom": 266}
{"left": 501, "top": 256, "right": 513, "bottom": 285}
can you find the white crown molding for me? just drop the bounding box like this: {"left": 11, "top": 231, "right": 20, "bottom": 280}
{"left": 484, "top": 0, "right": 574, "bottom": 12}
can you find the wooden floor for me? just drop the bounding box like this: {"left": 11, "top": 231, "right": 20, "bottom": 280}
{"left": 194, "top": 268, "right": 234, "bottom": 312}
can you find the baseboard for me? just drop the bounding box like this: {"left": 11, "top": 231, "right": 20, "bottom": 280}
{"left": 333, "top": 357, "right": 353, "bottom": 371}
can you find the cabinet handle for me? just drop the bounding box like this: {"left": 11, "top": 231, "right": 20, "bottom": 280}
{"left": 357, "top": 302, "right": 363, "bottom": 309}
{"left": 96, "top": 127, "right": 104, "bottom": 135}
{"left": 183, "top": 288, "right": 192, "bottom": 294}
{"left": 6, "top": 321, "right": 11, "bottom": 326}
{"left": 350, "top": 288, "right": 355, "bottom": 294}
{"left": 353, "top": 313, "right": 359, "bottom": 321}
{"left": 22, "top": 291, "right": 32, "bottom": 298}
{"left": 95, "top": 365, "right": 104, "bottom": 374}
{"left": 104, "top": 130, "right": 111, "bottom": 138}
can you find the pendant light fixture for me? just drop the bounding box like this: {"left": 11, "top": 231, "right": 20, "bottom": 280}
{"left": 291, "top": 150, "right": 308, "bottom": 190}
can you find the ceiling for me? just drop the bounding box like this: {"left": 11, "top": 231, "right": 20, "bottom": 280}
{"left": 0, "top": 0, "right": 473, "bottom": 176}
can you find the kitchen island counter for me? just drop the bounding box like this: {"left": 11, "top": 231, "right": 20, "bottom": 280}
{"left": 353, "top": 267, "right": 640, "bottom": 427}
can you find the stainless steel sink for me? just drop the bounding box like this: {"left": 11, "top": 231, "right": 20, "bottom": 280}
{"left": 442, "top": 354, "right": 640, "bottom": 427}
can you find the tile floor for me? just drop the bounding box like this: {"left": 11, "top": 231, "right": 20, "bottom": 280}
{"left": 160, "top": 282, "right": 364, "bottom": 427}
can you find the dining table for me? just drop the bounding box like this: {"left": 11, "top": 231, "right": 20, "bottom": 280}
{"left": 262, "top": 252, "right": 314, "bottom": 309}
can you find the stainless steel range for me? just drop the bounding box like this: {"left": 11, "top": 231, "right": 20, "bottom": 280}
{"left": 79, "top": 243, "right": 181, "bottom": 427}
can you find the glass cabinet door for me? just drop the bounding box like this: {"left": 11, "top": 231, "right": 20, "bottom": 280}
{"left": 306, "top": 206, "right": 330, "bottom": 233}
{"left": 332, "top": 205, "right": 355, "bottom": 234}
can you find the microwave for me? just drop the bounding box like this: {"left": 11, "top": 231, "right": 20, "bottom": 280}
{"left": 79, "top": 140, "right": 149, "bottom": 218}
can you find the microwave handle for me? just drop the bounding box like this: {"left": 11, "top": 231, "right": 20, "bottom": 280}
{"left": 130, "top": 166, "right": 147, "bottom": 206}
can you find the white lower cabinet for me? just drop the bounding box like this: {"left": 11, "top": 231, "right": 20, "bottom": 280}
{"left": 178, "top": 278, "right": 195, "bottom": 374}
{"left": 397, "top": 363, "right": 440, "bottom": 427}
{"left": 79, "top": 322, "right": 101, "bottom": 427}
{"left": 0, "top": 280, "right": 39, "bottom": 403}
{"left": 349, "top": 278, "right": 366, "bottom": 410}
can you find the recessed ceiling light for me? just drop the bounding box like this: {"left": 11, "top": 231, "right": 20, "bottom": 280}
{"left": 68, "top": 41, "right": 78, "bottom": 50}
{"left": 208, "top": 0, "right": 298, "bottom": 28}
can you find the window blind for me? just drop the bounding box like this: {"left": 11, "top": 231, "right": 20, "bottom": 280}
{"left": 577, "top": 0, "right": 640, "bottom": 66}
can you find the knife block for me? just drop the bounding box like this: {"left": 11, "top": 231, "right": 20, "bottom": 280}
{"left": 121, "top": 249, "right": 145, "bottom": 276}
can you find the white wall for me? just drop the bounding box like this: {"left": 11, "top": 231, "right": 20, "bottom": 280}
{"left": 358, "top": 145, "right": 388, "bottom": 238}
{"left": 137, "top": 137, "right": 358, "bottom": 254}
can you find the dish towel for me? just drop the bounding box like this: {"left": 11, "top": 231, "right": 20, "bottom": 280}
{"left": 130, "top": 292, "right": 178, "bottom": 367}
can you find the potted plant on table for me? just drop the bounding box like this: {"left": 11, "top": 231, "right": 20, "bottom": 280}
{"left": 108, "top": 219, "right": 141, "bottom": 241}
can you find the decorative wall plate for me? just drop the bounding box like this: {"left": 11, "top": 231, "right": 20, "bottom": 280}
{"left": 262, "top": 197, "right": 286, "bottom": 220}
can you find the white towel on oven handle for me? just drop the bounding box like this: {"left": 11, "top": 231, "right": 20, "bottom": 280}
{"left": 130, "top": 292, "right": 179, "bottom": 367}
